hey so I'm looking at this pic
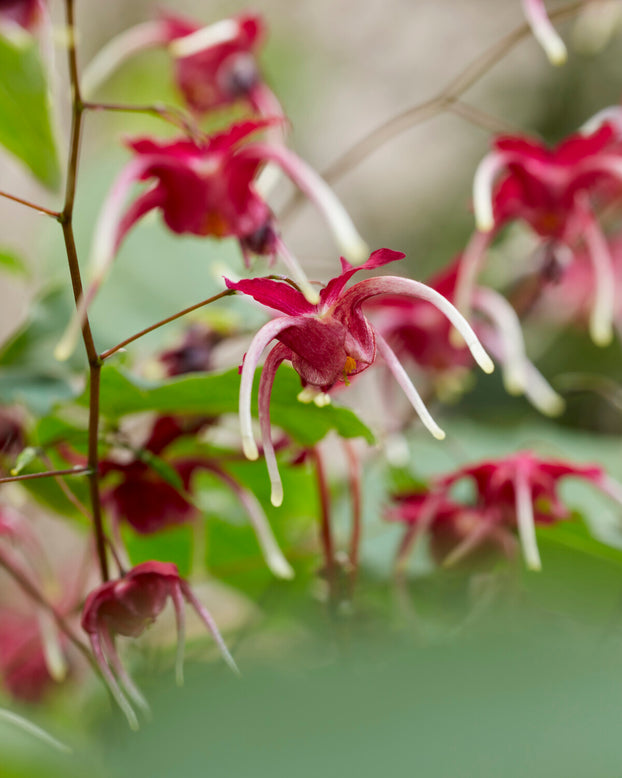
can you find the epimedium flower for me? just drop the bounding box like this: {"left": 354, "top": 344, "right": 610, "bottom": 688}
{"left": 55, "top": 118, "right": 367, "bottom": 360}
{"left": 0, "top": 0, "right": 44, "bottom": 32}
{"left": 99, "top": 415, "right": 293, "bottom": 580}
{"left": 81, "top": 9, "right": 281, "bottom": 120}
{"left": 368, "top": 258, "right": 564, "bottom": 416}
{"left": 457, "top": 114, "right": 622, "bottom": 347}
{"left": 159, "top": 323, "right": 227, "bottom": 376}
{"left": 386, "top": 490, "right": 517, "bottom": 572}
{"left": 395, "top": 451, "right": 622, "bottom": 572}
{"left": 226, "top": 249, "right": 494, "bottom": 507}
{"left": 521, "top": 0, "right": 567, "bottom": 65}
{"left": 81, "top": 561, "right": 238, "bottom": 730}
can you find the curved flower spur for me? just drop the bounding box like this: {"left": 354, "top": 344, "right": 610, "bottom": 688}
{"left": 55, "top": 118, "right": 367, "bottom": 360}
{"left": 456, "top": 112, "right": 622, "bottom": 347}
{"left": 81, "top": 561, "right": 238, "bottom": 730}
{"left": 521, "top": 0, "right": 568, "bottom": 65}
{"left": 227, "top": 249, "right": 494, "bottom": 507}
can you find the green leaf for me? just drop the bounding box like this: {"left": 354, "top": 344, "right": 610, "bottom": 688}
{"left": 80, "top": 364, "right": 375, "bottom": 447}
{"left": 0, "top": 31, "right": 60, "bottom": 188}
{"left": 0, "top": 249, "right": 29, "bottom": 277}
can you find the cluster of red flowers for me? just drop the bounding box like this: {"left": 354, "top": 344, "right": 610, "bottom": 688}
{"left": 2, "top": 0, "right": 622, "bottom": 734}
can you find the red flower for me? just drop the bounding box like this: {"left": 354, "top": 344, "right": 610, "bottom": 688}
{"left": 394, "top": 452, "right": 622, "bottom": 571}
{"left": 159, "top": 323, "right": 226, "bottom": 376}
{"left": 0, "top": 610, "right": 64, "bottom": 702}
{"left": 369, "top": 258, "right": 564, "bottom": 416}
{"left": 81, "top": 561, "right": 237, "bottom": 729}
{"left": 0, "top": 0, "right": 44, "bottom": 31}
{"left": 457, "top": 116, "right": 622, "bottom": 346}
{"left": 100, "top": 415, "right": 293, "bottom": 579}
{"left": 227, "top": 249, "right": 494, "bottom": 506}
{"left": 55, "top": 119, "right": 367, "bottom": 359}
{"left": 386, "top": 491, "right": 516, "bottom": 570}
{"left": 81, "top": 10, "right": 280, "bottom": 120}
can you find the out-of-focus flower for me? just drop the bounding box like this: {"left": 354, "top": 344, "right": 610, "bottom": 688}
{"left": 227, "top": 249, "right": 494, "bottom": 506}
{"left": 386, "top": 490, "right": 516, "bottom": 570}
{"left": 159, "top": 323, "right": 226, "bottom": 376}
{"left": 391, "top": 452, "right": 622, "bottom": 572}
{"left": 521, "top": 0, "right": 567, "bottom": 65}
{"left": 0, "top": 408, "right": 24, "bottom": 464}
{"left": 81, "top": 561, "right": 237, "bottom": 729}
{"left": 458, "top": 117, "right": 622, "bottom": 346}
{"left": 0, "top": 0, "right": 44, "bottom": 32}
{"left": 81, "top": 9, "right": 281, "bottom": 120}
{"left": 0, "top": 609, "right": 64, "bottom": 702}
{"left": 99, "top": 415, "right": 293, "bottom": 579}
{"left": 369, "top": 259, "right": 564, "bottom": 416}
{"left": 55, "top": 119, "right": 367, "bottom": 359}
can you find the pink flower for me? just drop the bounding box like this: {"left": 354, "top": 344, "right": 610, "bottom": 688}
{"left": 401, "top": 452, "right": 622, "bottom": 571}
{"left": 0, "top": 408, "right": 24, "bottom": 465}
{"left": 0, "top": 609, "right": 65, "bottom": 702}
{"left": 387, "top": 490, "right": 516, "bottom": 570}
{"left": 81, "top": 561, "right": 238, "bottom": 729}
{"left": 521, "top": 0, "right": 567, "bottom": 65}
{"left": 99, "top": 415, "right": 293, "bottom": 579}
{"left": 226, "top": 249, "right": 494, "bottom": 507}
{"left": 55, "top": 119, "right": 367, "bottom": 359}
{"left": 81, "top": 9, "right": 281, "bottom": 121}
{"left": 369, "top": 259, "right": 564, "bottom": 416}
{"left": 0, "top": 0, "right": 44, "bottom": 32}
{"left": 458, "top": 116, "right": 622, "bottom": 346}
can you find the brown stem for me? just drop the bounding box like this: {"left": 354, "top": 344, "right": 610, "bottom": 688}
{"left": 61, "top": 0, "right": 109, "bottom": 582}
{"left": 99, "top": 289, "right": 235, "bottom": 360}
{"left": 278, "top": 0, "right": 587, "bottom": 223}
{"left": 0, "top": 189, "right": 60, "bottom": 218}
{"left": 448, "top": 101, "right": 523, "bottom": 136}
{"left": 83, "top": 100, "right": 200, "bottom": 138}
{"left": 0, "top": 467, "right": 90, "bottom": 485}
{"left": 310, "top": 447, "right": 335, "bottom": 583}
{"left": 343, "top": 440, "right": 362, "bottom": 575}
{"left": 0, "top": 547, "right": 96, "bottom": 669}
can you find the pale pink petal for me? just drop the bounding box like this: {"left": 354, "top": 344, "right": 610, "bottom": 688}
{"left": 180, "top": 583, "right": 239, "bottom": 675}
{"left": 581, "top": 203, "right": 615, "bottom": 346}
{"left": 257, "top": 343, "right": 291, "bottom": 507}
{"left": 472, "top": 151, "right": 510, "bottom": 232}
{"left": 240, "top": 142, "right": 369, "bottom": 263}
{"left": 168, "top": 18, "right": 240, "bottom": 57}
{"left": 338, "top": 276, "right": 495, "bottom": 374}
{"left": 90, "top": 631, "right": 139, "bottom": 730}
{"left": 205, "top": 461, "right": 294, "bottom": 578}
{"left": 454, "top": 230, "right": 493, "bottom": 331}
{"left": 375, "top": 331, "right": 446, "bottom": 440}
{"left": 81, "top": 21, "right": 170, "bottom": 98}
{"left": 274, "top": 236, "right": 319, "bottom": 304}
{"left": 514, "top": 464, "right": 542, "bottom": 571}
{"left": 522, "top": 0, "right": 568, "bottom": 64}
{"left": 238, "top": 317, "right": 300, "bottom": 461}
{"left": 170, "top": 582, "right": 186, "bottom": 687}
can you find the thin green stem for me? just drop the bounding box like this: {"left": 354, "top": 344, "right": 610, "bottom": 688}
{"left": 99, "top": 289, "right": 234, "bottom": 361}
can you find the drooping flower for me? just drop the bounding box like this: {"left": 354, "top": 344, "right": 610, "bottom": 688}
{"left": 392, "top": 451, "right": 622, "bottom": 572}
{"left": 226, "top": 249, "right": 494, "bottom": 507}
{"left": 386, "top": 489, "right": 517, "bottom": 571}
{"left": 521, "top": 0, "right": 567, "bottom": 65}
{"left": 99, "top": 415, "right": 293, "bottom": 579}
{"left": 457, "top": 115, "right": 622, "bottom": 346}
{"left": 81, "top": 561, "right": 238, "bottom": 729}
{"left": 368, "top": 258, "right": 564, "bottom": 416}
{"left": 55, "top": 118, "right": 367, "bottom": 359}
{"left": 81, "top": 9, "right": 281, "bottom": 120}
